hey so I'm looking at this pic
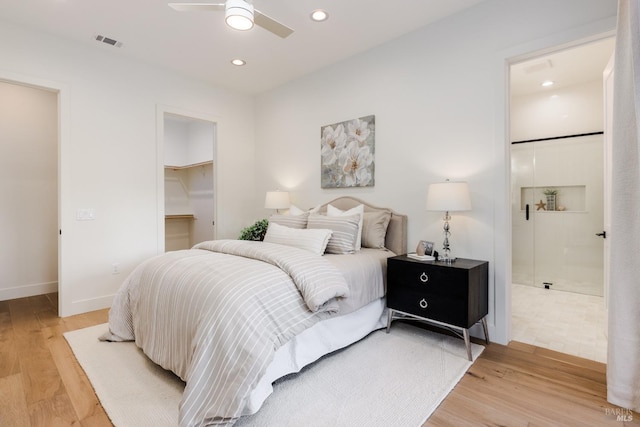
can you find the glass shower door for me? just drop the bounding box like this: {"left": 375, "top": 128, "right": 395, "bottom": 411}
{"left": 511, "top": 135, "right": 604, "bottom": 296}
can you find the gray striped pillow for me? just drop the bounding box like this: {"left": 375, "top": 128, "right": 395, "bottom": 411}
{"left": 307, "top": 214, "right": 360, "bottom": 254}
{"left": 269, "top": 212, "right": 309, "bottom": 229}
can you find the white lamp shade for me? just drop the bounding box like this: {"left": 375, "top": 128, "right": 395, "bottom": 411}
{"left": 264, "top": 191, "right": 290, "bottom": 210}
{"left": 225, "top": 0, "right": 254, "bottom": 31}
{"left": 426, "top": 181, "right": 471, "bottom": 212}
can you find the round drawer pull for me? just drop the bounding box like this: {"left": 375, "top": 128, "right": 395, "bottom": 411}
{"left": 419, "top": 298, "right": 428, "bottom": 309}
{"left": 420, "top": 272, "right": 429, "bottom": 283}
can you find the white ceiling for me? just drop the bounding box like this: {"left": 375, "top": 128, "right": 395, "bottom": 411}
{"left": 511, "top": 37, "right": 615, "bottom": 97}
{"left": 0, "top": 0, "right": 486, "bottom": 94}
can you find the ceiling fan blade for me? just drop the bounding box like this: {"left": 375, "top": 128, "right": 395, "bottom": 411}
{"left": 254, "top": 9, "right": 294, "bottom": 38}
{"left": 168, "top": 2, "right": 225, "bottom": 12}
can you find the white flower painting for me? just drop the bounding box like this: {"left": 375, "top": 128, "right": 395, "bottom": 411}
{"left": 321, "top": 115, "right": 375, "bottom": 188}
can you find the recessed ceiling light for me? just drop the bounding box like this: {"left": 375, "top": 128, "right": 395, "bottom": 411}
{"left": 310, "top": 9, "right": 329, "bottom": 22}
{"left": 231, "top": 58, "right": 246, "bottom": 66}
{"left": 541, "top": 80, "right": 554, "bottom": 87}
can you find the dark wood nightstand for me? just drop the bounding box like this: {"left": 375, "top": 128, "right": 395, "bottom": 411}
{"left": 386, "top": 255, "right": 489, "bottom": 360}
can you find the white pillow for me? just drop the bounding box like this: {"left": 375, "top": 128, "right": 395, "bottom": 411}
{"left": 289, "top": 204, "right": 321, "bottom": 216}
{"left": 263, "top": 222, "right": 332, "bottom": 255}
{"left": 327, "top": 204, "right": 364, "bottom": 250}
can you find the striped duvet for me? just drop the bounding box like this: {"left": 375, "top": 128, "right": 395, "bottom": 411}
{"left": 101, "top": 240, "right": 350, "bottom": 426}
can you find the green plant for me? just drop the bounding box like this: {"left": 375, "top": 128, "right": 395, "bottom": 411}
{"left": 238, "top": 219, "right": 269, "bottom": 241}
{"left": 543, "top": 188, "right": 558, "bottom": 196}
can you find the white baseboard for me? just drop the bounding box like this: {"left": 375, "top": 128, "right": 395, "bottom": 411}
{"left": 61, "top": 294, "right": 115, "bottom": 317}
{"left": 0, "top": 281, "right": 58, "bottom": 301}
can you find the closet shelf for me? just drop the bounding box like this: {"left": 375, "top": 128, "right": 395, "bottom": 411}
{"left": 164, "top": 160, "right": 213, "bottom": 170}
{"left": 165, "top": 214, "right": 195, "bottom": 220}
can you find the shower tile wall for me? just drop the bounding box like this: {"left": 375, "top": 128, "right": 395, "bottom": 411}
{"left": 511, "top": 135, "right": 604, "bottom": 296}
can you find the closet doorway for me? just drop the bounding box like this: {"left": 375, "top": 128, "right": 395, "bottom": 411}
{"left": 0, "top": 80, "right": 59, "bottom": 302}
{"left": 158, "top": 108, "right": 217, "bottom": 252}
{"left": 509, "top": 36, "right": 614, "bottom": 362}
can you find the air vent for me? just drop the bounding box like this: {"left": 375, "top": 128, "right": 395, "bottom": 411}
{"left": 523, "top": 59, "right": 552, "bottom": 74}
{"left": 94, "top": 34, "right": 123, "bottom": 48}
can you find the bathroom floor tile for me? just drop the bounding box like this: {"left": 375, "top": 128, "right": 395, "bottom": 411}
{"left": 511, "top": 284, "right": 607, "bottom": 363}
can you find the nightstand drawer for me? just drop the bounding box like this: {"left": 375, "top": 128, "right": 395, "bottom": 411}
{"left": 387, "top": 288, "right": 467, "bottom": 327}
{"left": 388, "top": 263, "right": 467, "bottom": 297}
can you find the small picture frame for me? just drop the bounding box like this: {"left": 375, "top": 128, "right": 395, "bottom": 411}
{"left": 416, "top": 240, "right": 435, "bottom": 256}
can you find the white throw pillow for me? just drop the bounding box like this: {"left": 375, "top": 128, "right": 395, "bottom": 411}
{"left": 289, "top": 204, "right": 321, "bottom": 216}
{"left": 327, "top": 204, "right": 364, "bottom": 250}
{"left": 263, "top": 222, "right": 332, "bottom": 255}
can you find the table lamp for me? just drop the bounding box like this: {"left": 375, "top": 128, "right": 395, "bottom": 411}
{"left": 426, "top": 180, "right": 471, "bottom": 262}
{"left": 264, "top": 190, "right": 290, "bottom": 214}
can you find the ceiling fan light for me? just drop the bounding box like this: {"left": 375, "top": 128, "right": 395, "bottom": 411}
{"left": 225, "top": 0, "right": 254, "bottom": 31}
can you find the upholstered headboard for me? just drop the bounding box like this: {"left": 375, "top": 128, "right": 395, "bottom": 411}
{"left": 317, "top": 197, "right": 407, "bottom": 256}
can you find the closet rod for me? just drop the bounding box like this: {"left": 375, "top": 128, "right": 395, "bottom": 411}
{"left": 511, "top": 131, "right": 603, "bottom": 145}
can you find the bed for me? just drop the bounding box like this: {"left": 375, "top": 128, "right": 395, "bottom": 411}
{"left": 101, "top": 196, "right": 407, "bottom": 427}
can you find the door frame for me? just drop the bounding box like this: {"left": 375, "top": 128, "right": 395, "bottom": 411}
{"left": 156, "top": 105, "right": 219, "bottom": 253}
{"left": 602, "top": 53, "right": 614, "bottom": 309}
{"left": 491, "top": 18, "right": 616, "bottom": 345}
{"left": 0, "top": 71, "right": 71, "bottom": 316}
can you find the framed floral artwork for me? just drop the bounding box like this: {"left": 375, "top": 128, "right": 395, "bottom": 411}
{"left": 321, "top": 115, "right": 375, "bottom": 188}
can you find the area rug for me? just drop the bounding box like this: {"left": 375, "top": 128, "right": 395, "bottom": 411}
{"left": 64, "top": 322, "right": 483, "bottom": 427}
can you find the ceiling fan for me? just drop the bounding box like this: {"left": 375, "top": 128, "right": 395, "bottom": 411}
{"left": 168, "top": 0, "right": 294, "bottom": 38}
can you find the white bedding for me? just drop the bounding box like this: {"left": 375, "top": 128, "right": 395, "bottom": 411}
{"left": 325, "top": 248, "right": 393, "bottom": 314}
{"left": 241, "top": 248, "right": 393, "bottom": 416}
{"left": 102, "top": 240, "right": 393, "bottom": 426}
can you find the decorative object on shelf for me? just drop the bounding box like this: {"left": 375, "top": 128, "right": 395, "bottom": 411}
{"left": 426, "top": 180, "right": 471, "bottom": 263}
{"left": 535, "top": 199, "right": 546, "bottom": 210}
{"left": 321, "top": 115, "right": 375, "bottom": 188}
{"left": 557, "top": 205, "right": 566, "bottom": 211}
{"left": 264, "top": 190, "right": 290, "bottom": 213}
{"left": 543, "top": 188, "right": 558, "bottom": 211}
{"left": 416, "top": 240, "right": 435, "bottom": 256}
{"left": 238, "top": 219, "right": 269, "bottom": 241}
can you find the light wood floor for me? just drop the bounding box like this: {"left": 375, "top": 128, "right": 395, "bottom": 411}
{"left": 1, "top": 293, "right": 637, "bottom": 426}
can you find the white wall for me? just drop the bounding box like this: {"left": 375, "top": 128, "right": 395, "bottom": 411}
{"left": 254, "top": 0, "right": 618, "bottom": 344}
{"left": 0, "top": 81, "right": 58, "bottom": 300}
{"left": 511, "top": 80, "right": 604, "bottom": 141}
{"left": 164, "top": 116, "right": 215, "bottom": 167}
{"left": 0, "top": 20, "right": 257, "bottom": 315}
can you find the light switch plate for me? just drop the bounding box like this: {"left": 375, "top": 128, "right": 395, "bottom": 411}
{"left": 76, "top": 208, "right": 95, "bottom": 221}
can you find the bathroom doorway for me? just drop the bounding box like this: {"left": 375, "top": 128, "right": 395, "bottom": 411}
{"left": 509, "top": 36, "right": 614, "bottom": 362}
